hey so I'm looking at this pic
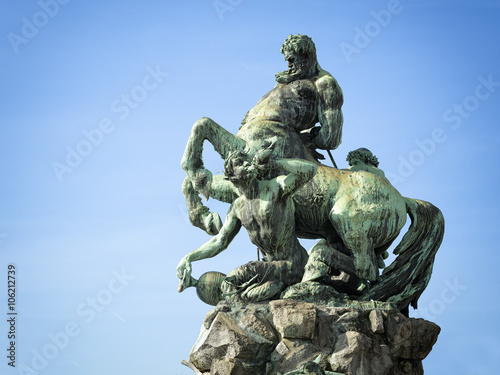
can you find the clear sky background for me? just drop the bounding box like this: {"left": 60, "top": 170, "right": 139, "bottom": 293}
{"left": 1, "top": 1, "right": 499, "bottom": 374}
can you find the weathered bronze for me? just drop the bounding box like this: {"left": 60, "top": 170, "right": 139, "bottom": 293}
{"left": 176, "top": 34, "right": 444, "bottom": 313}
{"left": 178, "top": 143, "right": 317, "bottom": 302}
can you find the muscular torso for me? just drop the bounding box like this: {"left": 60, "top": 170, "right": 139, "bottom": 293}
{"left": 241, "top": 78, "right": 319, "bottom": 132}
{"left": 233, "top": 184, "right": 300, "bottom": 261}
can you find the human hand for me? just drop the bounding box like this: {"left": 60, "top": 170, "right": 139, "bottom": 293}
{"left": 176, "top": 255, "right": 192, "bottom": 290}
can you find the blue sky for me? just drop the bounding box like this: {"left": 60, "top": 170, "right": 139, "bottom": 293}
{"left": 1, "top": 0, "right": 499, "bottom": 374}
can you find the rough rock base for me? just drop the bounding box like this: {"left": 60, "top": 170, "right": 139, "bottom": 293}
{"left": 183, "top": 300, "right": 440, "bottom": 375}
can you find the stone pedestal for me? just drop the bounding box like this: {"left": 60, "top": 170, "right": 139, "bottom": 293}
{"left": 183, "top": 300, "right": 440, "bottom": 375}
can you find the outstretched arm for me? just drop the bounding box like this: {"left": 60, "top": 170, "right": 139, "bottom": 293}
{"left": 313, "top": 74, "right": 344, "bottom": 150}
{"left": 176, "top": 204, "right": 242, "bottom": 285}
{"left": 275, "top": 158, "right": 318, "bottom": 198}
{"left": 210, "top": 175, "right": 240, "bottom": 203}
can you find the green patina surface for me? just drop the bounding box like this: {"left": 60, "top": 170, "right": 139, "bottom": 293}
{"left": 176, "top": 34, "right": 444, "bottom": 314}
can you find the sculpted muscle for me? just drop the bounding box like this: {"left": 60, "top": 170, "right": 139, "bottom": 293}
{"left": 241, "top": 80, "right": 318, "bottom": 131}
{"left": 178, "top": 34, "right": 444, "bottom": 315}
{"left": 314, "top": 74, "right": 344, "bottom": 150}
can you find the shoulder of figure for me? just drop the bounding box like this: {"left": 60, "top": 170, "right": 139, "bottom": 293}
{"left": 229, "top": 196, "right": 244, "bottom": 211}
{"left": 315, "top": 72, "right": 339, "bottom": 92}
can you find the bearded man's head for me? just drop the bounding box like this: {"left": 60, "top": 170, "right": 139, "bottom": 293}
{"left": 275, "top": 34, "right": 320, "bottom": 84}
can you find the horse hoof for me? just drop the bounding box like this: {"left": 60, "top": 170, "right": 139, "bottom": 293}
{"left": 355, "top": 257, "right": 378, "bottom": 282}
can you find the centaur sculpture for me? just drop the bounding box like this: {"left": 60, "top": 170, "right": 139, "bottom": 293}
{"left": 177, "top": 34, "right": 444, "bottom": 313}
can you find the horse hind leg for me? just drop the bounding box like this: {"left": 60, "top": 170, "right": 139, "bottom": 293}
{"left": 346, "top": 231, "right": 378, "bottom": 282}
{"left": 181, "top": 117, "right": 246, "bottom": 199}
{"left": 329, "top": 210, "right": 379, "bottom": 282}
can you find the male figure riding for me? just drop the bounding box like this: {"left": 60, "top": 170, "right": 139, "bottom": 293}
{"left": 181, "top": 34, "right": 344, "bottom": 234}
{"left": 237, "top": 34, "right": 344, "bottom": 150}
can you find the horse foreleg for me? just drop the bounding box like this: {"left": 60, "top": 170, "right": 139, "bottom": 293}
{"left": 182, "top": 177, "right": 222, "bottom": 235}
{"left": 182, "top": 175, "right": 240, "bottom": 235}
{"left": 181, "top": 117, "right": 246, "bottom": 199}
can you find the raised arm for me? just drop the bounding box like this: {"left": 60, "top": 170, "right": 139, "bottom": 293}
{"left": 176, "top": 203, "right": 242, "bottom": 287}
{"left": 275, "top": 158, "right": 318, "bottom": 198}
{"left": 313, "top": 74, "right": 344, "bottom": 150}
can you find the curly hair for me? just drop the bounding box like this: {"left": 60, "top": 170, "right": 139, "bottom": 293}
{"left": 276, "top": 34, "right": 321, "bottom": 84}
{"left": 280, "top": 34, "right": 317, "bottom": 58}
{"left": 224, "top": 150, "right": 250, "bottom": 179}
{"left": 346, "top": 148, "right": 379, "bottom": 167}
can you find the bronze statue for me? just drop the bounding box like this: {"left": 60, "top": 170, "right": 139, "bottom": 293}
{"left": 177, "top": 34, "right": 444, "bottom": 313}
{"left": 178, "top": 143, "right": 317, "bottom": 302}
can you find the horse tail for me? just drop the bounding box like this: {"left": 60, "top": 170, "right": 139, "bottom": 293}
{"left": 360, "top": 198, "right": 445, "bottom": 312}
